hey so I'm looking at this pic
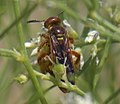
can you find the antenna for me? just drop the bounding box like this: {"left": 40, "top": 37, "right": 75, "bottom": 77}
{"left": 57, "top": 11, "right": 64, "bottom": 17}
{"left": 27, "top": 20, "right": 45, "bottom": 23}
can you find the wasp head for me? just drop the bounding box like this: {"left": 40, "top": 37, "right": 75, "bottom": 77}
{"left": 44, "top": 16, "right": 61, "bottom": 29}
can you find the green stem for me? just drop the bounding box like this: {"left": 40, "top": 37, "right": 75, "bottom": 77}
{"left": 52, "top": 1, "right": 120, "bottom": 42}
{"left": 52, "top": 0, "right": 84, "bottom": 22}
{"left": 34, "top": 70, "right": 85, "bottom": 96}
{"left": 98, "top": 38, "right": 111, "bottom": 70}
{"left": 91, "top": 0, "right": 99, "bottom": 10}
{"left": 103, "top": 88, "right": 120, "bottom": 104}
{"left": 93, "top": 38, "right": 111, "bottom": 88}
{"left": 25, "top": 85, "right": 56, "bottom": 104}
{"left": 44, "top": 85, "right": 56, "bottom": 94}
{"left": 83, "top": 0, "right": 93, "bottom": 10}
{"left": 13, "top": 0, "right": 25, "bottom": 52}
{"left": 0, "top": 48, "right": 16, "bottom": 58}
{"left": 0, "top": 2, "right": 37, "bottom": 39}
{"left": 23, "top": 60, "right": 48, "bottom": 104}
{"left": 0, "top": 48, "right": 47, "bottom": 104}
{"left": 91, "top": 11, "right": 120, "bottom": 34}
{"left": 75, "top": 39, "right": 106, "bottom": 47}
{"left": 13, "top": 0, "right": 47, "bottom": 104}
{"left": 86, "top": 20, "right": 120, "bottom": 42}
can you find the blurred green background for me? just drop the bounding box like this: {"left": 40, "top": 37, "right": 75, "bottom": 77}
{"left": 0, "top": 0, "right": 120, "bottom": 104}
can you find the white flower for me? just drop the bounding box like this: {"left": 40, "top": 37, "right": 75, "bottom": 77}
{"left": 85, "top": 30, "right": 100, "bottom": 43}
{"left": 92, "top": 48, "right": 97, "bottom": 58}
{"left": 91, "top": 45, "right": 100, "bottom": 65}
{"left": 96, "top": 57, "right": 99, "bottom": 65}
{"left": 25, "top": 36, "right": 40, "bottom": 48}
{"left": 80, "top": 54, "right": 84, "bottom": 70}
{"left": 31, "top": 47, "right": 38, "bottom": 56}
{"left": 85, "top": 36, "right": 94, "bottom": 43}
{"left": 63, "top": 19, "right": 71, "bottom": 27}
{"left": 91, "top": 44, "right": 99, "bottom": 59}
{"left": 24, "top": 42, "right": 35, "bottom": 48}
{"left": 61, "top": 92, "right": 97, "bottom": 104}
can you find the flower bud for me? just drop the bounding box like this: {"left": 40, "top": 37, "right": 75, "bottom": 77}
{"left": 63, "top": 19, "right": 78, "bottom": 39}
{"left": 52, "top": 64, "right": 65, "bottom": 78}
{"left": 114, "top": 11, "right": 120, "bottom": 24}
{"left": 14, "top": 74, "right": 28, "bottom": 84}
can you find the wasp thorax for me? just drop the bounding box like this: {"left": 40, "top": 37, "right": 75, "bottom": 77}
{"left": 50, "top": 26, "right": 66, "bottom": 35}
{"left": 44, "top": 16, "right": 61, "bottom": 29}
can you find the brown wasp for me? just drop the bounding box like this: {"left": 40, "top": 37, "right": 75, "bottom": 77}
{"left": 27, "top": 16, "right": 81, "bottom": 92}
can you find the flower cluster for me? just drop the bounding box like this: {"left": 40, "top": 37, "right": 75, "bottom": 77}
{"left": 85, "top": 30, "right": 100, "bottom": 43}
{"left": 61, "top": 92, "right": 96, "bottom": 104}
{"left": 85, "top": 30, "right": 101, "bottom": 65}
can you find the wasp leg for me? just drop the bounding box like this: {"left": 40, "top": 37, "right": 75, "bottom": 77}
{"left": 37, "top": 52, "right": 52, "bottom": 74}
{"left": 45, "top": 55, "right": 55, "bottom": 65}
{"left": 37, "top": 37, "right": 52, "bottom": 74}
{"left": 71, "top": 50, "right": 80, "bottom": 70}
{"left": 30, "top": 34, "right": 50, "bottom": 57}
{"left": 37, "top": 34, "right": 50, "bottom": 49}
{"left": 64, "top": 54, "right": 75, "bottom": 85}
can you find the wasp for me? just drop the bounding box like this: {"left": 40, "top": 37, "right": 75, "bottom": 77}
{"left": 27, "top": 16, "right": 81, "bottom": 92}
